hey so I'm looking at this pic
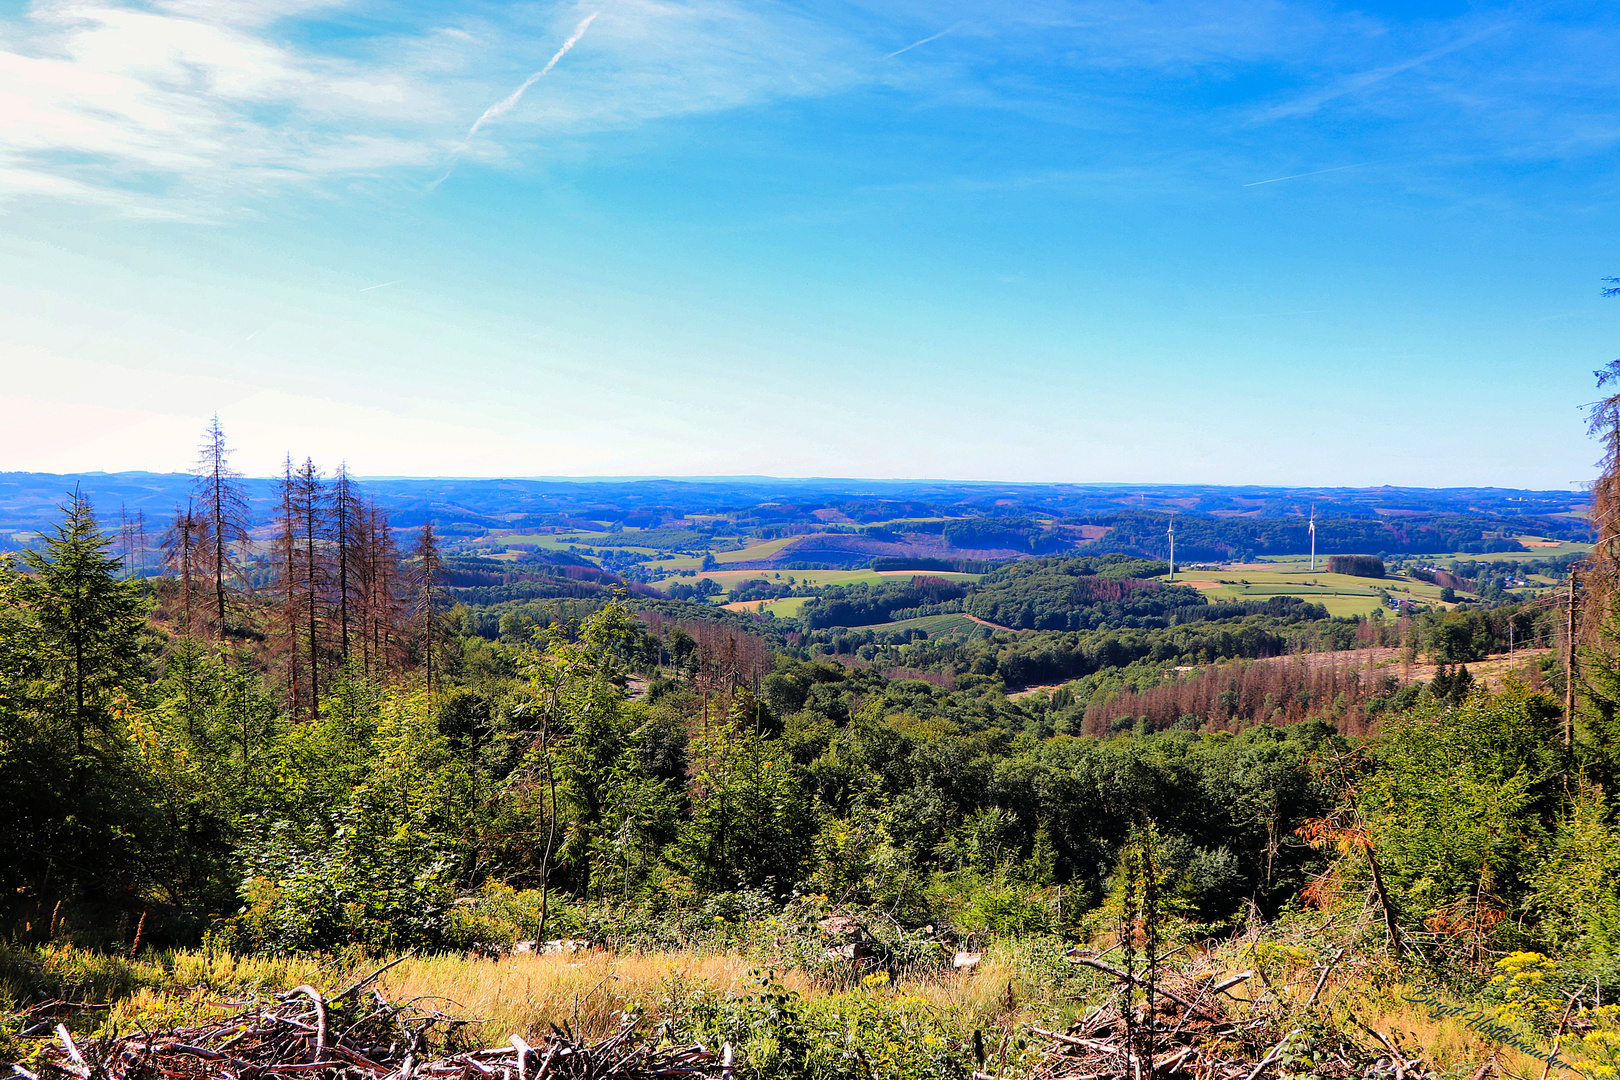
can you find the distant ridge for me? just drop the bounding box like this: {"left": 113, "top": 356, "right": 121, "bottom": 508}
{"left": 0, "top": 471, "right": 1586, "bottom": 550}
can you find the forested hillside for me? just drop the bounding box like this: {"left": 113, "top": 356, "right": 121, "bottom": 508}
{"left": 2, "top": 437, "right": 1617, "bottom": 1080}
{"left": 0, "top": 474, "right": 1588, "bottom": 542}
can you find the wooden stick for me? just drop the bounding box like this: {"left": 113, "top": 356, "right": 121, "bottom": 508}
{"left": 1360, "top": 1023, "right": 1407, "bottom": 1080}
{"left": 1536, "top": 994, "right": 1578, "bottom": 1080}
{"left": 1066, "top": 957, "right": 1220, "bottom": 1021}
{"left": 1244, "top": 1029, "right": 1302, "bottom": 1080}
{"left": 509, "top": 1035, "right": 531, "bottom": 1080}
{"left": 335, "top": 951, "right": 419, "bottom": 1000}
{"left": 283, "top": 985, "right": 327, "bottom": 1063}
{"left": 1209, "top": 973, "right": 1253, "bottom": 996}
{"left": 55, "top": 1024, "right": 90, "bottom": 1078}
{"left": 1304, "top": 948, "right": 1349, "bottom": 1009}
{"left": 166, "top": 1044, "right": 230, "bottom": 1060}
{"left": 329, "top": 1045, "right": 390, "bottom": 1072}
{"left": 1156, "top": 1045, "right": 1197, "bottom": 1073}
{"left": 1031, "top": 1028, "right": 1139, "bottom": 1065}
{"left": 264, "top": 1062, "right": 354, "bottom": 1073}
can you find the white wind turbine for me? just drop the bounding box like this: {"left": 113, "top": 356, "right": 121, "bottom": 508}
{"left": 1168, "top": 515, "right": 1176, "bottom": 581}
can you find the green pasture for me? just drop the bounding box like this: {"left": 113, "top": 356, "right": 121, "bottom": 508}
{"left": 720, "top": 595, "right": 813, "bottom": 618}
{"left": 763, "top": 596, "right": 811, "bottom": 617}
{"left": 882, "top": 612, "right": 978, "bottom": 636}
{"left": 648, "top": 568, "right": 831, "bottom": 593}
{"left": 644, "top": 555, "right": 704, "bottom": 571}
{"left": 640, "top": 536, "right": 785, "bottom": 572}
{"left": 715, "top": 536, "right": 798, "bottom": 564}
{"left": 486, "top": 531, "right": 600, "bottom": 551}
{"left": 648, "top": 567, "right": 980, "bottom": 596}
{"left": 1185, "top": 566, "right": 1443, "bottom": 618}
{"left": 770, "top": 568, "right": 980, "bottom": 588}
{"left": 649, "top": 535, "right": 929, "bottom": 572}
{"left": 1254, "top": 539, "right": 1590, "bottom": 572}
{"left": 1446, "top": 537, "right": 1591, "bottom": 563}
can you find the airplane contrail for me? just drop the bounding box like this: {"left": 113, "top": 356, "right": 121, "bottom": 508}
{"left": 884, "top": 22, "right": 961, "bottom": 60}
{"left": 429, "top": 12, "right": 598, "bottom": 191}
{"left": 1256, "top": 26, "right": 1505, "bottom": 122}
{"left": 1243, "top": 162, "right": 1369, "bottom": 187}
{"left": 466, "top": 13, "right": 598, "bottom": 141}
{"left": 359, "top": 280, "right": 401, "bottom": 292}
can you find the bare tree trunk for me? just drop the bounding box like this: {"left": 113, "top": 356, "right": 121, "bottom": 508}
{"left": 356, "top": 500, "right": 373, "bottom": 680}
{"left": 334, "top": 464, "right": 355, "bottom": 665}
{"left": 298, "top": 459, "right": 323, "bottom": 719}
{"left": 164, "top": 504, "right": 207, "bottom": 641}
{"left": 413, "top": 522, "right": 442, "bottom": 696}
{"left": 278, "top": 457, "right": 302, "bottom": 717}
{"left": 195, "top": 416, "right": 248, "bottom": 637}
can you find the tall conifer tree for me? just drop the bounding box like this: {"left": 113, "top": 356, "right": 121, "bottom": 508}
{"left": 413, "top": 523, "right": 443, "bottom": 696}
{"left": 17, "top": 492, "right": 145, "bottom": 754}
{"left": 194, "top": 417, "right": 250, "bottom": 636}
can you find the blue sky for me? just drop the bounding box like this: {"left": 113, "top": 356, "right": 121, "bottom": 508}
{"left": 1, "top": 0, "right": 1618, "bottom": 487}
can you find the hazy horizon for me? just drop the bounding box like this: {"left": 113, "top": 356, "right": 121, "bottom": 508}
{"left": 1, "top": 469, "right": 1588, "bottom": 495}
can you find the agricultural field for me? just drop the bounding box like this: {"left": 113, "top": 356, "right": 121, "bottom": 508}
{"left": 647, "top": 568, "right": 837, "bottom": 594}
{"left": 639, "top": 536, "right": 794, "bottom": 571}
{"left": 1255, "top": 540, "right": 1590, "bottom": 574}
{"left": 480, "top": 532, "right": 585, "bottom": 552}
{"left": 714, "top": 536, "right": 798, "bottom": 563}
{"left": 1180, "top": 562, "right": 1439, "bottom": 618}
{"left": 880, "top": 612, "right": 979, "bottom": 636}
{"left": 721, "top": 596, "right": 811, "bottom": 617}
{"left": 1180, "top": 544, "right": 1581, "bottom": 616}
{"left": 1449, "top": 537, "right": 1591, "bottom": 562}
{"left": 652, "top": 568, "right": 980, "bottom": 598}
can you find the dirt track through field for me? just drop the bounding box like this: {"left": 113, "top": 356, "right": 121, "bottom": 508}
{"left": 962, "top": 613, "right": 1022, "bottom": 632}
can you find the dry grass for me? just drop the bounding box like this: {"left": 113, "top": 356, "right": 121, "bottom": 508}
{"left": 93, "top": 946, "right": 1018, "bottom": 1050}
{"left": 1208, "top": 942, "right": 1575, "bottom": 1077}
{"left": 361, "top": 950, "right": 820, "bottom": 1042}
{"left": 51, "top": 938, "right": 1583, "bottom": 1077}
{"left": 91, "top": 950, "right": 336, "bottom": 1033}
{"left": 370, "top": 950, "right": 1037, "bottom": 1043}
{"left": 1341, "top": 981, "right": 1574, "bottom": 1076}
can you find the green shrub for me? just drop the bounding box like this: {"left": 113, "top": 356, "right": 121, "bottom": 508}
{"left": 670, "top": 969, "right": 966, "bottom": 1080}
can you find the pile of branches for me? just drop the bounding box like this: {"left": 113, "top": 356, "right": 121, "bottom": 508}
{"left": 1012, "top": 956, "right": 1431, "bottom": 1080}
{"left": 10, "top": 967, "right": 728, "bottom": 1080}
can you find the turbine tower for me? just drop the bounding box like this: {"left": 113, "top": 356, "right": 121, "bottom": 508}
{"left": 1309, "top": 506, "right": 1317, "bottom": 572}
{"left": 1168, "top": 515, "right": 1176, "bottom": 581}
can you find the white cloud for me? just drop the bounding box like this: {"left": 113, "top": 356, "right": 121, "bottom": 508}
{"left": 0, "top": 0, "right": 449, "bottom": 216}
{"left": 2, "top": 0, "right": 1618, "bottom": 219}
{"left": 0, "top": 0, "right": 871, "bottom": 217}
